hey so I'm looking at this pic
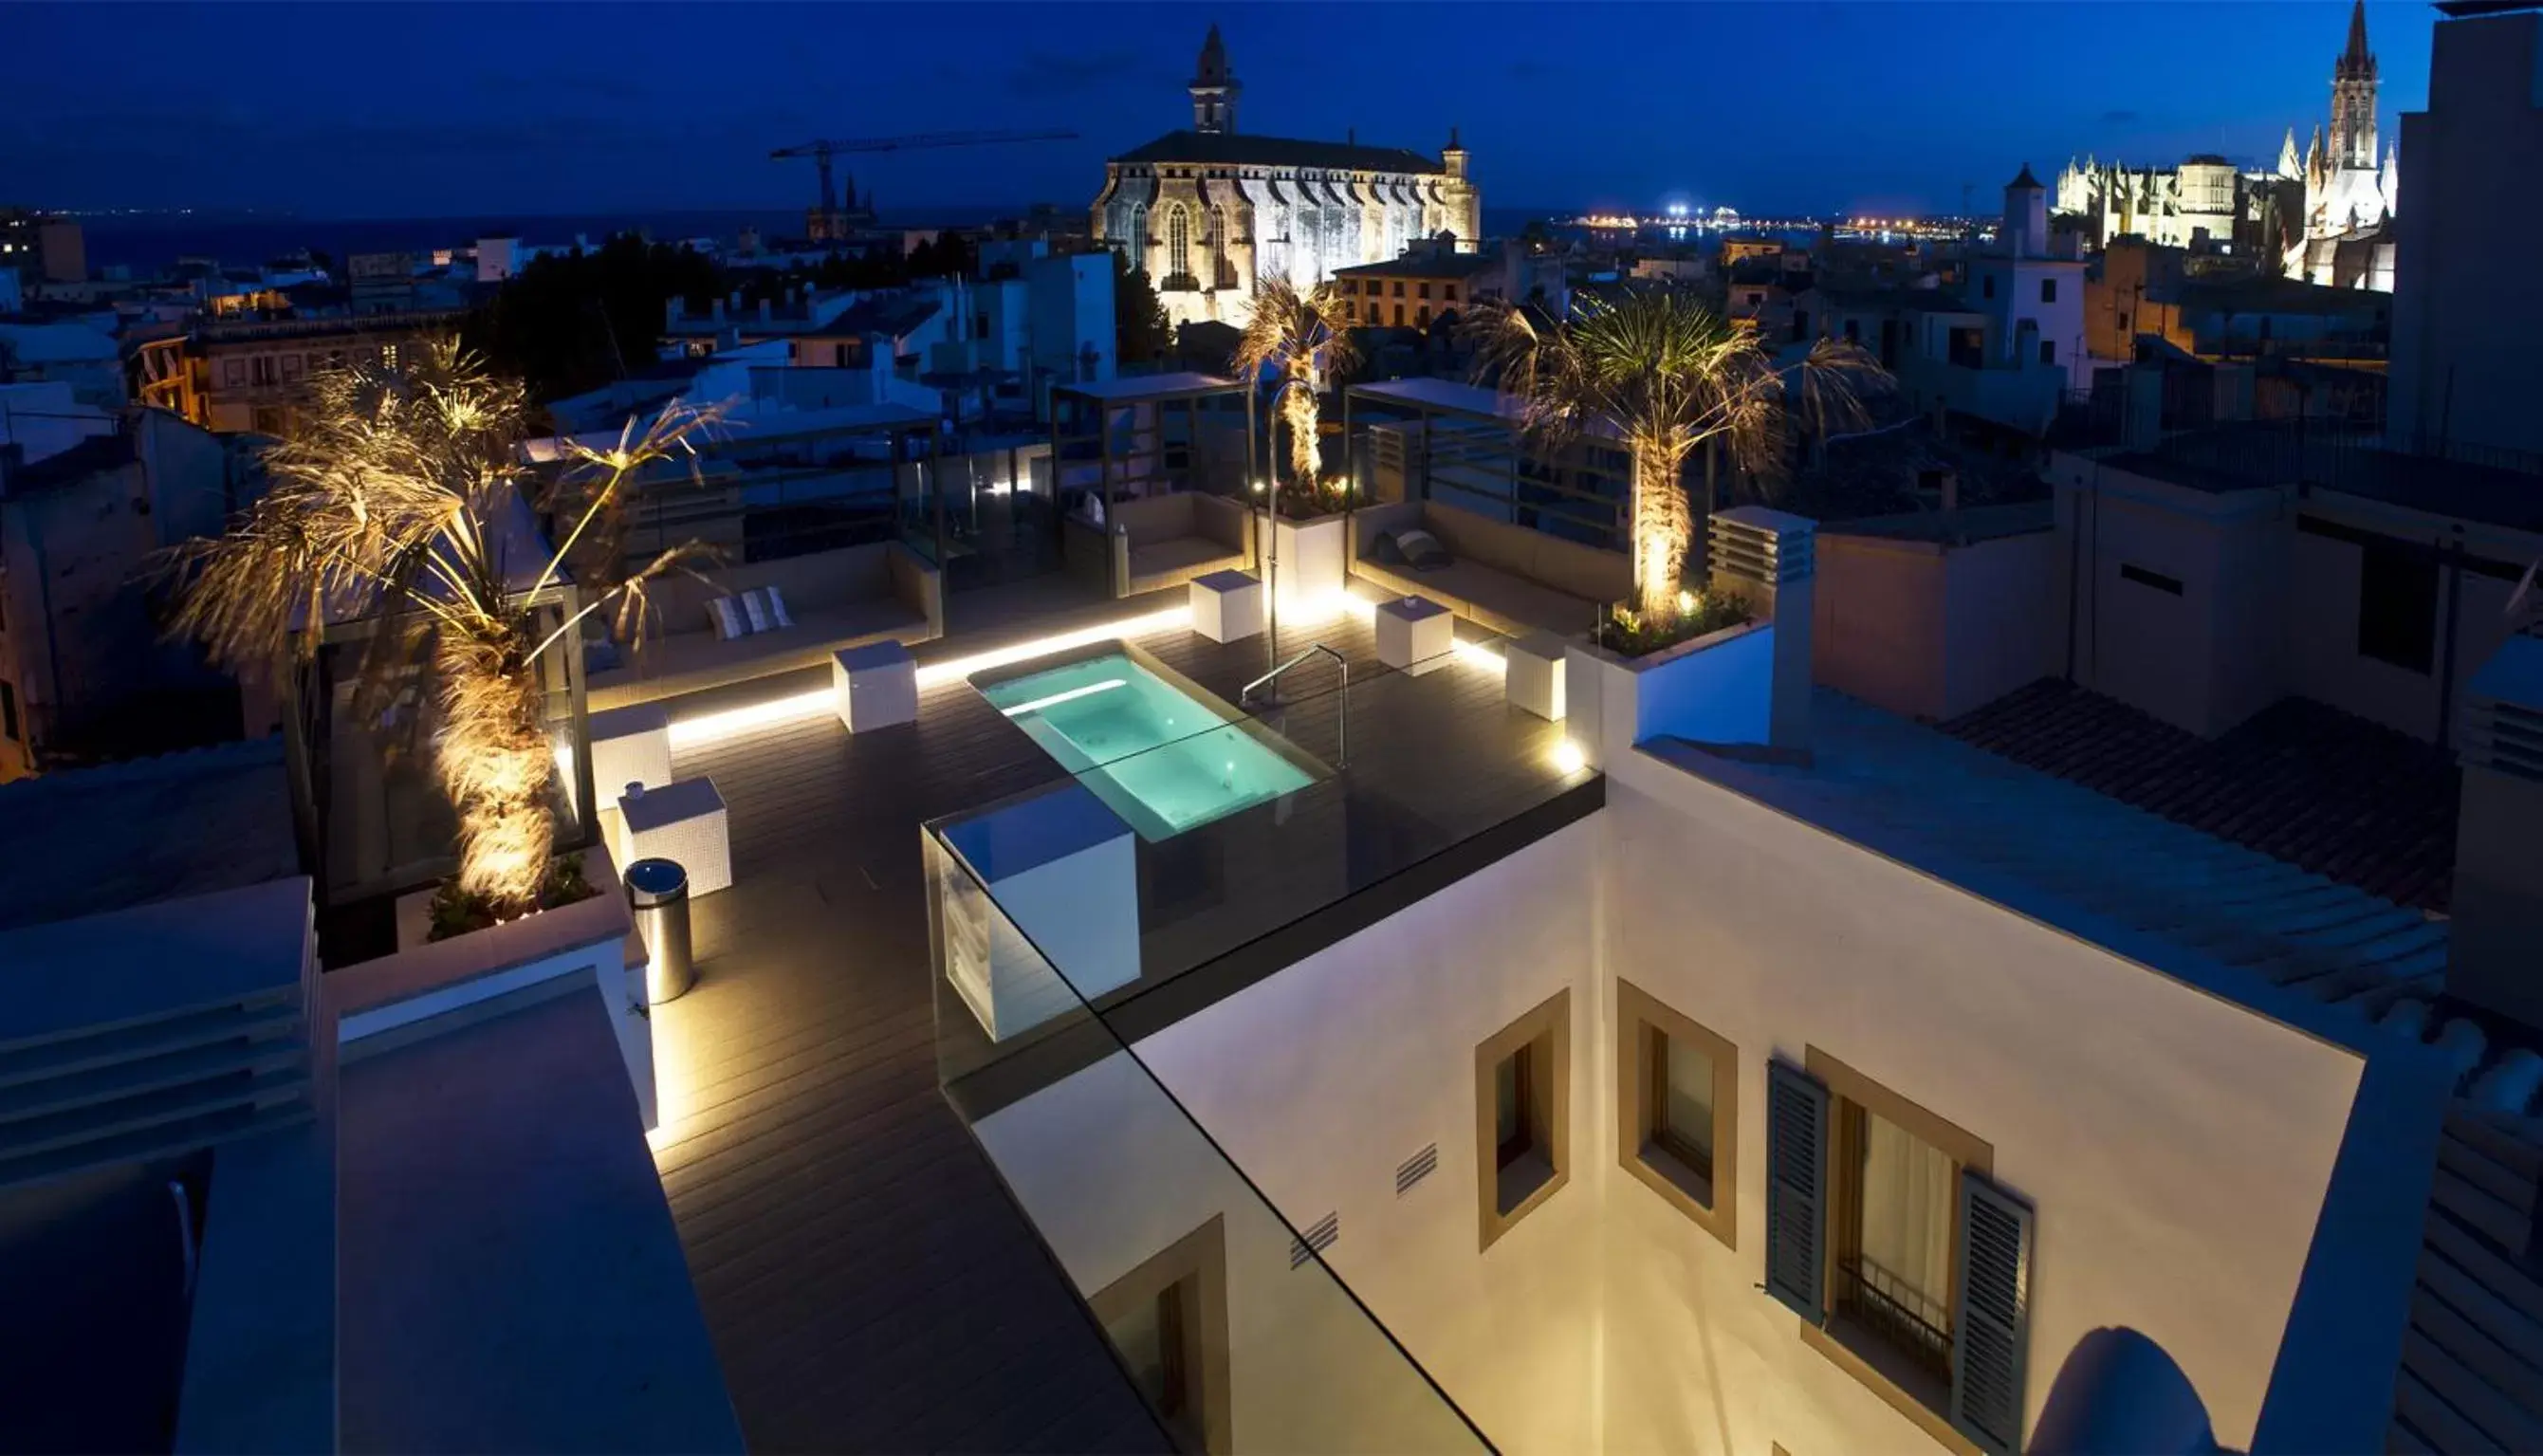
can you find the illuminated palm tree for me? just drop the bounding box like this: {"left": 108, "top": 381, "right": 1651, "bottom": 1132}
{"left": 169, "top": 338, "right": 721, "bottom": 918}
{"left": 1232, "top": 274, "right": 1359, "bottom": 499}
{"left": 1468, "top": 289, "right": 1884, "bottom": 626}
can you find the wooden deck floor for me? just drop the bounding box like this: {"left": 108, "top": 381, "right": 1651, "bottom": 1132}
{"left": 646, "top": 585, "right": 1556, "bottom": 1452}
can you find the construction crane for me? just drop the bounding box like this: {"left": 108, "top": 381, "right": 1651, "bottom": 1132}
{"left": 770, "top": 129, "right": 1079, "bottom": 239}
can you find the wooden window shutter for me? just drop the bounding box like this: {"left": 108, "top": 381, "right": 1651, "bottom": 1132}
{"left": 1951, "top": 1171, "right": 2036, "bottom": 1456}
{"left": 1763, "top": 1060, "right": 1829, "bottom": 1322}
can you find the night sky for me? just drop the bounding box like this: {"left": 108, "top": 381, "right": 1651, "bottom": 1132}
{"left": 3, "top": 1, "right": 2434, "bottom": 221}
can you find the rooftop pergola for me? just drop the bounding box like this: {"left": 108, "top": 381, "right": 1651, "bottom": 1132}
{"left": 1343, "top": 378, "right": 1633, "bottom": 552}
{"left": 1051, "top": 372, "right": 1256, "bottom": 517}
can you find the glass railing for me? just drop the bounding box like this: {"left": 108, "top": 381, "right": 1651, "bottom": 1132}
{"left": 924, "top": 634, "right": 1592, "bottom": 1451}
{"left": 927, "top": 820, "right": 1491, "bottom": 1454}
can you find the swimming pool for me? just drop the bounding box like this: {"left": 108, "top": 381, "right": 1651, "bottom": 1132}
{"left": 977, "top": 650, "right": 1319, "bottom": 839}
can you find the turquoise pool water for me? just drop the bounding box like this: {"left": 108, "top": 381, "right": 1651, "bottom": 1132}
{"left": 978, "top": 653, "right": 1318, "bottom": 839}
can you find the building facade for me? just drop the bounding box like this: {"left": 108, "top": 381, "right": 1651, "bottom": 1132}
{"left": 2282, "top": 0, "right": 2399, "bottom": 289}
{"left": 2054, "top": 3, "right": 2397, "bottom": 289}
{"left": 1091, "top": 26, "right": 1483, "bottom": 329}
{"left": 2388, "top": 3, "right": 2543, "bottom": 457}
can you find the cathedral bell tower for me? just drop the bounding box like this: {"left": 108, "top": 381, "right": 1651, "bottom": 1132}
{"left": 1190, "top": 25, "right": 1240, "bottom": 135}
{"left": 2331, "top": 0, "right": 2379, "bottom": 172}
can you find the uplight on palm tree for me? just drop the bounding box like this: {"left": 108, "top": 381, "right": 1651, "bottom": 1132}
{"left": 1468, "top": 289, "right": 1884, "bottom": 627}
{"left": 1232, "top": 273, "right": 1359, "bottom": 499}
{"left": 169, "top": 338, "right": 722, "bottom": 921}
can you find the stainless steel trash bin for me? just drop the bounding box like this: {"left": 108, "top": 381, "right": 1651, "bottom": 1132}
{"left": 625, "top": 857, "right": 694, "bottom": 1004}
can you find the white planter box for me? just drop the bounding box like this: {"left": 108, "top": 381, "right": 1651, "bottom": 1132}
{"left": 1563, "top": 619, "right": 1774, "bottom": 769}
{"left": 1505, "top": 631, "right": 1567, "bottom": 721}
{"left": 1190, "top": 569, "right": 1265, "bottom": 643}
{"left": 1264, "top": 510, "right": 1347, "bottom": 606}
{"left": 353, "top": 842, "right": 654, "bottom": 1127}
{"left": 588, "top": 703, "right": 673, "bottom": 802}
{"left": 832, "top": 639, "right": 918, "bottom": 732}
{"left": 1374, "top": 593, "right": 1455, "bottom": 673}
{"left": 617, "top": 778, "right": 732, "bottom": 896}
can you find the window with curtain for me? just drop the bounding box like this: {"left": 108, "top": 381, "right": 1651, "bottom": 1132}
{"left": 1839, "top": 1104, "right": 1958, "bottom": 1387}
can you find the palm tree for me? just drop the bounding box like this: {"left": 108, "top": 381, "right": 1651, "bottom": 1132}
{"left": 1467, "top": 289, "right": 1885, "bottom": 627}
{"left": 1232, "top": 274, "right": 1359, "bottom": 502}
{"left": 168, "top": 338, "right": 721, "bottom": 920}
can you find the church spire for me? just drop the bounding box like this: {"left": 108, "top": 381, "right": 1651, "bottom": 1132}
{"left": 2340, "top": 0, "right": 2372, "bottom": 76}
{"left": 1189, "top": 24, "right": 1241, "bottom": 134}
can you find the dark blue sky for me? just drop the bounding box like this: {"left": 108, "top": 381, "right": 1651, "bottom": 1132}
{"left": 3, "top": 1, "right": 2432, "bottom": 221}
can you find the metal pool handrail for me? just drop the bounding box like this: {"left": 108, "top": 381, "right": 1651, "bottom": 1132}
{"left": 1241, "top": 641, "right": 1348, "bottom": 766}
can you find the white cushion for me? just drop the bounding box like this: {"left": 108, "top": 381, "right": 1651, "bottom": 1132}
{"left": 708, "top": 596, "right": 746, "bottom": 640}
{"left": 765, "top": 583, "right": 795, "bottom": 629}
{"left": 740, "top": 588, "right": 773, "bottom": 634}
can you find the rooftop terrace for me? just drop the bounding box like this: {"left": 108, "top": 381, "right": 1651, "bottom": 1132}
{"left": 640, "top": 578, "right": 1577, "bottom": 1448}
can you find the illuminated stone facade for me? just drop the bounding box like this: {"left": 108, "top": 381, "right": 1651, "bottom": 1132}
{"left": 2053, "top": 1, "right": 2396, "bottom": 291}
{"left": 1091, "top": 26, "right": 1483, "bottom": 329}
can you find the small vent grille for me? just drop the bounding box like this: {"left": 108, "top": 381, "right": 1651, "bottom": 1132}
{"left": 1289, "top": 1211, "right": 1339, "bottom": 1269}
{"left": 1709, "top": 505, "right": 1817, "bottom": 588}
{"left": 2462, "top": 694, "right": 2543, "bottom": 785}
{"left": 1395, "top": 1143, "right": 1440, "bottom": 1196}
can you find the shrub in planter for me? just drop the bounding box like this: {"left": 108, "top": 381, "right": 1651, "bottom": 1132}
{"left": 1594, "top": 590, "right": 1753, "bottom": 658}
{"left": 427, "top": 852, "right": 597, "bottom": 942}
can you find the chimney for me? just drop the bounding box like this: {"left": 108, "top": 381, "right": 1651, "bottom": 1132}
{"left": 1708, "top": 506, "right": 1816, "bottom": 751}
{"left": 2448, "top": 636, "right": 2543, "bottom": 1030}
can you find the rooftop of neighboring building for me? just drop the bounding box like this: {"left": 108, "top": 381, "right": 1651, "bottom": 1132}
{"left": 1333, "top": 250, "right": 1504, "bottom": 282}
{"left": 1820, "top": 499, "right": 2056, "bottom": 544}
{"left": 334, "top": 983, "right": 744, "bottom": 1453}
{"left": 1110, "top": 129, "right": 1444, "bottom": 174}
{"left": 1942, "top": 678, "right": 2460, "bottom": 912}
{"left": 2078, "top": 425, "right": 2543, "bottom": 534}
{"left": 1801, "top": 281, "right": 1979, "bottom": 314}
{"left": 0, "top": 736, "right": 299, "bottom": 933}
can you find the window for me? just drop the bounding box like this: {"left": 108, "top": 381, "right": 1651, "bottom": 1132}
{"left": 1476, "top": 988, "right": 1570, "bottom": 1249}
{"left": 1417, "top": 283, "right": 1430, "bottom": 300}
{"left": 1391, "top": 281, "right": 1405, "bottom": 298}
{"left": 1766, "top": 1050, "right": 2036, "bottom": 1456}
{"left": 1444, "top": 284, "right": 1459, "bottom": 303}
{"left": 222, "top": 359, "right": 246, "bottom": 389}
{"left": 1393, "top": 304, "right": 1404, "bottom": 326}
{"left": 1843, "top": 319, "right": 1860, "bottom": 343}
{"left": 2358, "top": 535, "right": 2439, "bottom": 673}
{"left": 1092, "top": 1216, "right": 1230, "bottom": 1455}
{"left": 1616, "top": 979, "right": 1738, "bottom": 1248}
{"left": 249, "top": 355, "right": 275, "bottom": 386}
{"left": 280, "top": 352, "right": 303, "bottom": 382}
{"left": 1166, "top": 204, "right": 1191, "bottom": 282}
{"left": 1416, "top": 306, "right": 1430, "bottom": 329}
{"left": 1981, "top": 274, "right": 1996, "bottom": 300}
{"left": 2117, "top": 310, "right": 2131, "bottom": 336}
{"left": 2037, "top": 339, "right": 2055, "bottom": 366}
{"left": 0, "top": 680, "right": 17, "bottom": 742}
{"left": 2039, "top": 278, "right": 2057, "bottom": 303}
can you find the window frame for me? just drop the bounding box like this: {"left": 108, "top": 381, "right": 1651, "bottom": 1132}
{"left": 1475, "top": 987, "right": 1570, "bottom": 1250}
{"left": 1090, "top": 1214, "right": 1232, "bottom": 1455}
{"left": 1798, "top": 1046, "right": 1994, "bottom": 1456}
{"left": 1614, "top": 978, "right": 1738, "bottom": 1249}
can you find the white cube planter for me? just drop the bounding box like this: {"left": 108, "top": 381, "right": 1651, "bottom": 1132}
{"left": 1189, "top": 569, "right": 1265, "bottom": 644}
{"left": 1504, "top": 631, "right": 1568, "bottom": 721}
{"left": 1374, "top": 594, "right": 1455, "bottom": 673}
{"left": 1563, "top": 620, "right": 1775, "bottom": 769}
{"left": 617, "top": 778, "right": 733, "bottom": 896}
{"left": 1263, "top": 511, "right": 1347, "bottom": 606}
{"left": 587, "top": 703, "right": 673, "bottom": 802}
{"left": 832, "top": 639, "right": 918, "bottom": 732}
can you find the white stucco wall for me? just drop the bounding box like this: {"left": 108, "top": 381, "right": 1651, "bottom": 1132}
{"left": 1596, "top": 756, "right": 2364, "bottom": 1454}
{"left": 966, "top": 746, "right": 2370, "bottom": 1455}
{"left": 1133, "top": 820, "right": 1608, "bottom": 1455}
